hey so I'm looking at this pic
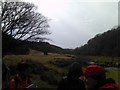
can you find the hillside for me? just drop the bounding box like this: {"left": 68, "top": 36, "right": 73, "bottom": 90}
{"left": 3, "top": 52, "right": 120, "bottom": 88}
{"left": 2, "top": 33, "right": 64, "bottom": 56}
{"left": 74, "top": 27, "right": 120, "bottom": 57}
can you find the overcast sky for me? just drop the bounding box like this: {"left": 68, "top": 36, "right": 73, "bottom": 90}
{"left": 23, "top": 0, "right": 118, "bottom": 49}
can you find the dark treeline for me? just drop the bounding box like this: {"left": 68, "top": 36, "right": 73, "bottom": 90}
{"left": 2, "top": 1, "right": 55, "bottom": 56}
{"left": 2, "top": 32, "right": 74, "bottom": 56}
{"left": 2, "top": 33, "right": 64, "bottom": 56}
{"left": 74, "top": 26, "right": 120, "bottom": 57}
{"left": 3, "top": 26, "right": 120, "bottom": 57}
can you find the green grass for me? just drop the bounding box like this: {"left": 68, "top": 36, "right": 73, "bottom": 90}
{"left": 88, "top": 56, "right": 120, "bottom": 85}
{"left": 3, "top": 53, "right": 71, "bottom": 88}
{"left": 106, "top": 69, "right": 120, "bottom": 85}
{"left": 3, "top": 53, "right": 70, "bottom": 74}
{"left": 31, "top": 74, "right": 57, "bottom": 88}
{"left": 89, "top": 56, "right": 120, "bottom": 65}
{"left": 3, "top": 53, "right": 120, "bottom": 88}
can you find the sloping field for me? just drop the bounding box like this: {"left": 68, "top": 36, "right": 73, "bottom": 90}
{"left": 3, "top": 51, "right": 120, "bottom": 88}
{"left": 3, "top": 51, "right": 74, "bottom": 88}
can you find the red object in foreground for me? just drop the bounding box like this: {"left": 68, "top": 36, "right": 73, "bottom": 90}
{"left": 9, "top": 74, "right": 32, "bottom": 90}
{"left": 83, "top": 65, "right": 105, "bottom": 77}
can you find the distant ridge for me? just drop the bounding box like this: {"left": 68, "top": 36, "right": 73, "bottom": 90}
{"left": 2, "top": 33, "right": 64, "bottom": 56}
{"left": 74, "top": 26, "right": 120, "bottom": 57}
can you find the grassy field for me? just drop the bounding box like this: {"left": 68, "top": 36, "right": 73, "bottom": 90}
{"left": 106, "top": 69, "right": 120, "bottom": 85}
{"left": 88, "top": 56, "right": 120, "bottom": 85}
{"left": 89, "top": 56, "right": 120, "bottom": 65}
{"left": 3, "top": 52, "right": 73, "bottom": 88}
{"left": 3, "top": 52, "right": 72, "bottom": 73}
{"left": 3, "top": 51, "right": 120, "bottom": 88}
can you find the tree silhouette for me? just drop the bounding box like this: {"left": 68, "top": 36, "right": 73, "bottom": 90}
{"left": 74, "top": 26, "right": 120, "bottom": 57}
{"left": 1, "top": 1, "right": 50, "bottom": 42}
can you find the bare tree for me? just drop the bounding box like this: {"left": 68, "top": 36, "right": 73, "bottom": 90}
{"left": 1, "top": 1, "right": 50, "bottom": 42}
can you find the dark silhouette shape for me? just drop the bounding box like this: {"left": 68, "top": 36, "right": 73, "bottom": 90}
{"left": 2, "top": 62, "right": 10, "bottom": 89}
{"left": 1, "top": 1, "right": 50, "bottom": 42}
{"left": 43, "top": 51, "right": 48, "bottom": 55}
{"left": 57, "top": 62, "right": 86, "bottom": 90}
{"left": 9, "top": 62, "right": 32, "bottom": 90}
{"left": 1, "top": 1, "right": 51, "bottom": 56}
{"left": 74, "top": 26, "right": 120, "bottom": 57}
{"left": 83, "top": 65, "right": 119, "bottom": 90}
